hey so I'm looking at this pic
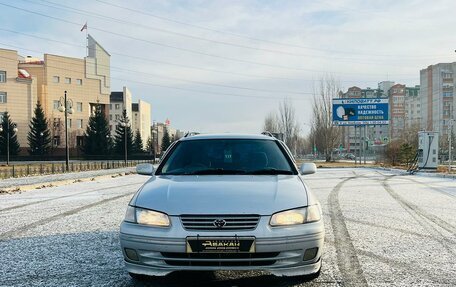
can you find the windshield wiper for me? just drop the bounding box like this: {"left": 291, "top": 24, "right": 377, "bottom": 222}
{"left": 245, "top": 168, "right": 293, "bottom": 175}
{"left": 189, "top": 168, "right": 246, "bottom": 175}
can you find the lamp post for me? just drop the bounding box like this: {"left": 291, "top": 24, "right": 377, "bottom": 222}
{"left": 119, "top": 120, "right": 130, "bottom": 165}
{"left": 0, "top": 124, "right": 18, "bottom": 165}
{"left": 303, "top": 122, "right": 316, "bottom": 160}
{"left": 58, "top": 91, "right": 73, "bottom": 171}
{"left": 449, "top": 119, "right": 454, "bottom": 173}
{"left": 40, "top": 131, "right": 44, "bottom": 161}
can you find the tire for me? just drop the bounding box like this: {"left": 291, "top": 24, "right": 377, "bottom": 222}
{"left": 128, "top": 272, "right": 148, "bottom": 281}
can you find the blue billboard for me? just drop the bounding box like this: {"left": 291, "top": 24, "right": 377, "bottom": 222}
{"left": 332, "top": 98, "right": 389, "bottom": 126}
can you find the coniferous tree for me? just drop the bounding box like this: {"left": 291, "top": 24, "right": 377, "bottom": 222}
{"left": 0, "top": 112, "right": 20, "bottom": 157}
{"left": 113, "top": 109, "right": 134, "bottom": 155}
{"left": 133, "top": 129, "right": 143, "bottom": 153}
{"left": 83, "top": 104, "right": 112, "bottom": 156}
{"left": 161, "top": 126, "right": 171, "bottom": 153}
{"left": 28, "top": 102, "right": 52, "bottom": 156}
{"left": 145, "top": 136, "right": 154, "bottom": 155}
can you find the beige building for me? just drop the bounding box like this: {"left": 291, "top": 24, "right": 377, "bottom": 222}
{"left": 404, "top": 86, "right": 421, "bottom": 129}
{"left": 17, "top": 35, "right": 111, "bottom": 152}
{"left": 109, "top": 86, "right": 132, "bottom": 136}
{"left": 131, "top": 99, "right": 151, "bottom": 148}
{"left": 109, "top": 87, "right": 151, "bottom": 148}
{"left": 0, "top": 49, "right": 38, "bottom": 151}
{"left": 151, "top": 120, "right": 178, "bottom": 154}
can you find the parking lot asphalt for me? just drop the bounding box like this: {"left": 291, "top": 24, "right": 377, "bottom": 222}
{"left": 0, "top": 168, "right": 455, "bottom": 286}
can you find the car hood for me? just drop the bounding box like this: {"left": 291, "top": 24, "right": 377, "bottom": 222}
{"left": 134, "top": 175, "right": 308, "bottom": 215}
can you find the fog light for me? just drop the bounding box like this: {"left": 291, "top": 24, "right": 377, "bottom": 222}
{"left": 125, "top": 248, "right": 139, "bottom": 261}
{"left": 303, "top": 247, "right": 318, "bottom": 261}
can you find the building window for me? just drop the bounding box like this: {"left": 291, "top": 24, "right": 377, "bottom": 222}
{"left": 0, "top": 71, "right": 6, "bottom": 83}
{"left": 53, "top": 100, "right": 60, "bottom": 109}
{"left": 115, "top": 104, "right": 120, "bottom": 110}
{"left": 77, "top": 119, "right": 83, "bottom": 129}
{"left": 109, "top": 114, "right": 112, "bottom": 120}
{"left": 53, "top": 118, "right": 61, "bottom": 130}
{"left": 77, "top": 136, "right": 84, "bottom": 147}
{"left": 109, "top": 104, "right": 112, "bottom": 110}
{"left": 76, "top": 79, "right": 82, "bottom": 85}
{"left": 115, "top": 114, "right": 120, "bottom": 120}
{"left": 0, "top": 92, "right": 6, "bottom": 103}
{"left": 65, "top": 77, "right": 71, "bottom": 84}
{"left": 76, "top": 102, "right": 83, "bottom": 112}
{"left": 53, "top": 76, "right": 60, "bottom": 83}
{"left": 53, "top": 136, "right": 60, "bottom": 146}
{"left": 442, "top": 72, "right": 453, "bottom": 79}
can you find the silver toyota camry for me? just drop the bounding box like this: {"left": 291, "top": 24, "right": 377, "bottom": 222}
{"left": 120, "top": 133, "right": 324, "bottom": 280}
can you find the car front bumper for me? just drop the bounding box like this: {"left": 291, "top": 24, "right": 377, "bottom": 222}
{"left": 119, "top": 217, "right": 324, "bottom": 277}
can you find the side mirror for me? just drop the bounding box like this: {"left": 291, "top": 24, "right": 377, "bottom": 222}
{"left": 300, "top": 163, "right": 316, "bottom": 175}
{"left": 136, "top": 163, "right": 154, "bottom": 176}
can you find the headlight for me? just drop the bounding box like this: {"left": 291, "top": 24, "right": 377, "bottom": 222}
{"left": 270, "top": 205, "right": 321, "bottom": 227}
{"left": 123, "top": 206, "right": 170, "bottom": 227}
{"left": 124, "top": 205, "right": 136, "bottom": 223}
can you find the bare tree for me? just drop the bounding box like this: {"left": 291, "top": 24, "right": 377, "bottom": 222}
{"left": 263, "top": 112, "right": 279, "bottom": 133}
{"left": 311, "top": 75, "right": 342, "bottom": 162}
{"left": 278, "top": 98, "right": 300, "bottom": 150}
{"left": 262, "top": 98, "right": 300, "bottom": 154}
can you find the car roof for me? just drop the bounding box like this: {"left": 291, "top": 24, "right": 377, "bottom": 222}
{"left": 179, "top": 133, "right": 276, "bottom": 141}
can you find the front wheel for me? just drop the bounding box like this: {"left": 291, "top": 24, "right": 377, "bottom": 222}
{"left": 128, "top": 272, "right": 150, "bottom": 281}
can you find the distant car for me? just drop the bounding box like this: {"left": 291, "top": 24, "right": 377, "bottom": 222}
{"left": 120, "top": 133, "right": 324, "bottom": 280}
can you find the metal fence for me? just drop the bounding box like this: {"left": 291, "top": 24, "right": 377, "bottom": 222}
{"left": 0, "top": 160, "right": 154, "bottom": 179}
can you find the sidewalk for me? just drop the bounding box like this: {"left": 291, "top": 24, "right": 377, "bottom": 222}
{"left": 0, "top": 167, "right": 136, "bottom": 190}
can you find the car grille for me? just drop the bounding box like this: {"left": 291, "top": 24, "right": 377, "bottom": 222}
{"left": 180, "top": 214, "right": 260, "bottom": 230}
{"left": 161, "top": 252, "right": 279, "bottom": 267}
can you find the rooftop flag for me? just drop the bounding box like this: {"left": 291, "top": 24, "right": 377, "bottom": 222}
{"left": 80, "top": 22, "right": 87, "bottom": 32}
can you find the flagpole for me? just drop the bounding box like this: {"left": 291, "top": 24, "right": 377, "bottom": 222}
{"left": 81, "top": 22, "right": 88, "bottom": 57}
{"left": 85, "top": 23, "right": 88, "bottom": 57}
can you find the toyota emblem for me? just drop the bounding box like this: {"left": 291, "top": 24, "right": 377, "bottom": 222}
{"left": 213, "top": 219, "right": 226, "bottom": 228}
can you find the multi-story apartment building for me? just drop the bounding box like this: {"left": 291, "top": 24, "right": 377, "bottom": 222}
{"left": 420, "top": 63, "right": 455, "bottom": 136}
{"left": 109, "top": 87, "right": 151, "bottom": 148}
{"left": 378, "top": 81, "right": 395, "bottom": 96}
{"left": 389, "top": 84, "right": 406, "bottom": 139}
{"left": 16, "top": 35, "right": 111, "bottom": 152}
{"left": 131, "top": 100, "right": 151, "bottom": 147}
{"left": 0, "top": 49, "right": 38, "bottom": 151}
{"left": 109, "top": 86, "right": 132, "bottom": 136}
{"left": 151, "top": 120, "right": 180, "bottom": 154}
{"left": 405, "top": 86, "right": 421, "bottom": 129}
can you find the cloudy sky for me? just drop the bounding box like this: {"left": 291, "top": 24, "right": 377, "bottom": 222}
{"left": 1, "top": 0, "right": 455, "bottom": 134}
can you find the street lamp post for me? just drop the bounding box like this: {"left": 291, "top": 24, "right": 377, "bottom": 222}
{"left": 449, "top": 119, "right": 454, "bottom": 173}
{"left": 58, "top": 91, "right": 73, "bottom": 171}
{"left": 40, "top": 132, "right": 44, "bottom": 161}
{"left": 0, "top": 124, "right": 18, "bottom": 165}
{"left": 120, "top": 120, "right": 130, "bottom": 165}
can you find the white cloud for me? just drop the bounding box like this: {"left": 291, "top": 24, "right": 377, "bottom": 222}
{"left": 1, "top": 0, "right": 454, "bottom": 133}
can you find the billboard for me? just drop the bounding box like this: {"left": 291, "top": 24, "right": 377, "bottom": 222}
{"left": 332, "top": 98, "right": 389, "bottom": 126}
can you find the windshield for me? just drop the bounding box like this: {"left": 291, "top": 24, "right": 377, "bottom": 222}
{"left": 157, "top": 139, "right": 295, "bottom": 175}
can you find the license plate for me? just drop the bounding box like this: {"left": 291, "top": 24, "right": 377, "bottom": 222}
{"left": 186, "top": 237, "right": 255, "bottom": 253}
